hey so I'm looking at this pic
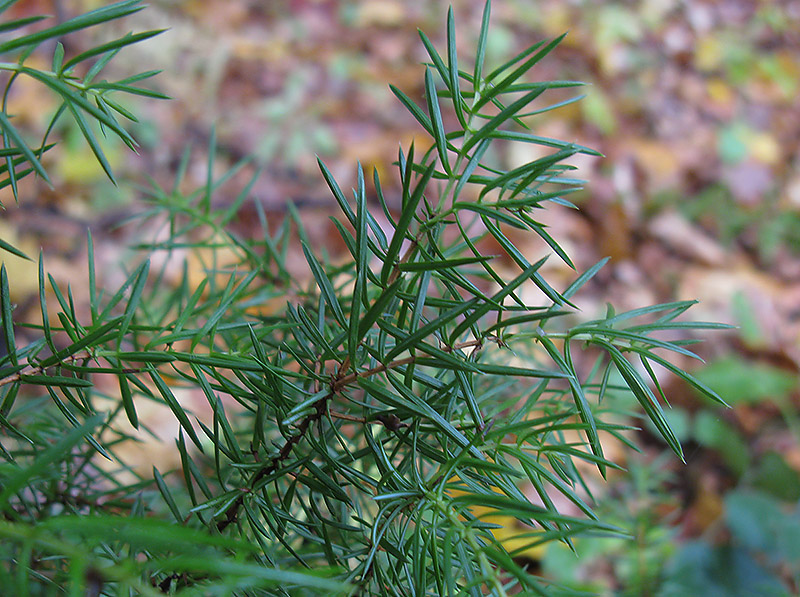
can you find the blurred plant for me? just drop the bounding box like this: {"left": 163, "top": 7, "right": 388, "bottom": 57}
{"left": 256, "top": 68, "right": 337, "bottom": 165}
{"left": 659, "top": 490, "right": 800, "bottom": 597}
{"left": 652, "top": 350, "right": 800, "bottom": 596}
{"left": 0, "top": 0, "right": 166, "bottom": 258}
{"left": 0, "top": 1, "right": 731, "bottom": 594}
{"left": 542, "top": 453, "right": 680, "bottom": 595}
{"left": 653, "top": 183, "right": 800, "bottom": 263}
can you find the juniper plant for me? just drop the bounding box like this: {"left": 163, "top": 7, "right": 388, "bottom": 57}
{"left": 0, "top": 1, "right": 728, "bottom": 595}
{"left": 0, "top": 0, "right": 165, "bottom": 258}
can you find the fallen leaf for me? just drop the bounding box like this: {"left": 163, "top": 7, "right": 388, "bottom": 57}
{"left": 355, "top": 0, "right": 405, "bottom": 27}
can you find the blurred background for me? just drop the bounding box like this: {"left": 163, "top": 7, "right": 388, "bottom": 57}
{"left": 2, "top": 0, "right": 799, "bottom": 593}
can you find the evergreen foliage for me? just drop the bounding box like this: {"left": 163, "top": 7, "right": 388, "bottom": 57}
{"left": 0, "top": 2, "right": 728, "bottom": 594}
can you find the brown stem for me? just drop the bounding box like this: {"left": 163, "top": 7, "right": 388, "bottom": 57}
{"left": 331, "top": 355, "right": 415, "bottom": 392}
{"left": 329, "top": 411, "right": 365, "bottom": 423}
{"left": 216, "top": 354, "right": 417, "bottom": 531}
{"left": 0, "top": 350, "right": 97, "bottom": 387}
{"left": 386, "top": 239, "right": 418, "bottom": 286}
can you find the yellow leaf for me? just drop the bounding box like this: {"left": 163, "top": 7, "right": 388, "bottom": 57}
{"left": 540, "top": 5, "right": 573, "bottom": 39}
{"left": 694, "top": 36, "right": 723, "bottom": 72}
{"left": 581, "top": 89, "right": 617, "bottom": 135}
{"left": 706, "top": 78, "right": 734, "bottom": 107}
{"left": 0, "top": 221, "right": 39, "bottom": 303}
{"left": 447, "top": 479, "right": 545, "bottom": 561}
{"left": 356, "top": 1, "right": 405, "bottom": 27}
{"left": 468, "top": 503, "right": 547, "bottom": 561}
{"left": 631, "top": 139, "right": 680, "bottom": 189}
{"left": 56, "top": 143, "right": 123, "bottom": 184}
{"left": 749, "top": 132, "right": 781, "bottom": 165}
